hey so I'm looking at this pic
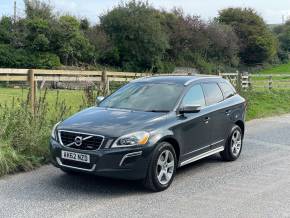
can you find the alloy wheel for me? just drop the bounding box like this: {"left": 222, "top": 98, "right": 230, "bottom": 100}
{"left": 156, "top": 150, "right": 175, "bottom": 185}
{"left": 231, "top": 130, "right": 242, "bottom": 156}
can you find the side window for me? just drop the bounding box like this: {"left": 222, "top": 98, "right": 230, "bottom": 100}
{"left": 219, "top": 82, "right": 236, "bottom": 99}
{"left": 202, "top": 83, "right": 224, "bottom": 106}
{"left": 181, "top": 84, "right": 206, "bottom": 107}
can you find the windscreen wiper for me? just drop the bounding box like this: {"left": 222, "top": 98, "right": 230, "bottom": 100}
{"left": 145, "top": 110, "right": 170, "bottom": 113}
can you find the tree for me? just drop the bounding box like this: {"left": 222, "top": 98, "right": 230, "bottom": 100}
{"left": 272, "top": 21, "right": 290, "bottom": 63}
{"left": 85, "top": 25, "right": 119, "bottom": 65}
{"left": 217, "top": 8, "right": 277, "bottom": 65}
{"left": 207, "top": 22, "right": 239, "bottom": 66}
{"left": 53, "top": 16, "right": 95, "bottom": 66}
{"left": 24, "top": 0, "right": 53, "bottom": 20}
{"left": 0, "top": 16, "right": 13, "bottom": 44}
{"left": 274, "top": 21, "right": 290, "bottom": 52}
{"left": 100, "top": 0, "right": 169, "bottom": 72}
{"left": 25, "top": 17, "right": 50, "bottom": 51}
{"left": 161, "top": 9, "right": 208, "bottom": 63}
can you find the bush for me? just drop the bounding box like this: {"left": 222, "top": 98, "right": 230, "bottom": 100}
{"left": 0, "top": 90, "right": 73, "bottom": 176}
{"left": 0, "top": 44, "right": 60, "bottom": 68}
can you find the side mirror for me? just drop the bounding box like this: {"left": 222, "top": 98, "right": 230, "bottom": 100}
{"left": 179, "top": 105, "right": 201, "bottom": 114}
{"left": 96, "top": 96, "right": 105, "bottom": 104}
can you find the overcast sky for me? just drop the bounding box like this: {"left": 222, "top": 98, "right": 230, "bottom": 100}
{"left": 2, "top": 0, "right": 290, "bottom": 24}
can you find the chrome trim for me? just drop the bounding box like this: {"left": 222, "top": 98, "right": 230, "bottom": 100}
{"left": 58, "top": 130, "right": 105, "bottom": 151}
{"left": 56, "top": 157, "right": 97, "bottom": 172}
{"left": 180, "top": 146, "right": 224, "bottom": 167}
{"left": 183, "top": 139, "right": 225, "bottom": 156}
{"left": 211, "top": 139, "right": 225, "bottom": 145}
{"left": 119, "top": 151, "right": 143, "bottom": 166}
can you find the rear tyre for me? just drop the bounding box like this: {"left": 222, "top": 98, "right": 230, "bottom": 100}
{"left": 220, "top": 125, "right": 243, "bottom": 161}
{"left": 143, "top": 142, "right": 177, "bottom": 192}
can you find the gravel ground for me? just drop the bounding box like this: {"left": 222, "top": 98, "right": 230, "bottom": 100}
{"left": 1, "top": 115, "right": 290, "bottom": 218}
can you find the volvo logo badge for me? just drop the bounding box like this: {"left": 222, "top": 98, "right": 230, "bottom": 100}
{"left": 74, "top": 136, "right": 83, "bottom": 147}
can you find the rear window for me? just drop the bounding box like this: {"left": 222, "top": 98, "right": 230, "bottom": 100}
{"left": 202, "top": 83, "right": 224, "bottom": 106}
{"left": 219, "top": 82, "right": 236, "bottom": 99}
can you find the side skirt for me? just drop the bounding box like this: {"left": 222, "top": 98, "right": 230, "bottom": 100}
{"left": 179, "top": 146, "right": 224, "bottom": 167}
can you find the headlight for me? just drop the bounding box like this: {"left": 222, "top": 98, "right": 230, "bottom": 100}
{"left": 51, "top": 122, "right": 61, "bottom": 140}
{"left": 112, "top": 131, "right": 150, "bottom": 148}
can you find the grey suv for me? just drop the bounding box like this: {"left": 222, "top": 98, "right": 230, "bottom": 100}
{"left": 50, "top": 75, "right": 246, "bottom": 192}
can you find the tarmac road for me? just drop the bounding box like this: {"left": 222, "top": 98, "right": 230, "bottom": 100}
{"left": 1, "top": 115, "right": 290, "bottom": 218}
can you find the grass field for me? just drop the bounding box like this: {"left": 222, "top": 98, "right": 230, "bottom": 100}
{"left": 0, "top": 87, "right": 85, "bottom": 112}
{"left": 257, "top": 62, "right": 290, "bottom": 74}
{"left": 242, "top": 90, "right": 290, "bottom": 120}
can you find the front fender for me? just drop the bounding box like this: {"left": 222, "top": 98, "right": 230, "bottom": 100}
{"left": 149, "top": 129, "right": 175, "bottom": 145}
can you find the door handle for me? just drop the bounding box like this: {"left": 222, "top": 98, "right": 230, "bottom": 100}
{"left": 225, "top": 110, "right": 231, "bottom": 116}
{"left": 204, "top": 117, "right": 211, "bottom": 124}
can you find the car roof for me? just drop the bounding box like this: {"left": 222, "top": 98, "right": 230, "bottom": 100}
{"left": 131, "top": 75, "right": 222, "bottom": 86}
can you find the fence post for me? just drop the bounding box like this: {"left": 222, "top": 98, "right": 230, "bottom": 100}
{"left": 101, "top": 71, "right": 109, "bottom": 96}
{"left": 269, "top": 75, "right": 273, "bottom": 90}
{"left": 236, "top": 71, "right": 242, "bottom": 92}
{"left": 248, "top": 73, "right": 252, "bottom": 90}
{"left": 27, "top": 69, "right": 36, "bottom": 113}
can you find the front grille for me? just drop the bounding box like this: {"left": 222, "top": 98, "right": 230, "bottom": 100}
{"left": 59, "top": 131, "right": 104, "bottom": 150}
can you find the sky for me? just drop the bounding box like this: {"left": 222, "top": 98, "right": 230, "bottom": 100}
{"left": 1, "top": 0, "right": 290, "bottom": 24}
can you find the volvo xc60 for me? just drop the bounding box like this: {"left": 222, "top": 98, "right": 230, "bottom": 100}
{"left": 50, "top": 75, "right": 246, "bottom": 191}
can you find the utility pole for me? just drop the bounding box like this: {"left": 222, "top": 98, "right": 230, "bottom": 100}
{"left": 13, "top": 1, "right": 17, "bottom": 23}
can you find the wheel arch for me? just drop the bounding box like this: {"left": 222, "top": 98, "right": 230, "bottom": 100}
{"left": 157, "top": 136, "right": 180, "bottom": 163}
{"left": 235, "top": 120, "right": 245, "bottom": 137}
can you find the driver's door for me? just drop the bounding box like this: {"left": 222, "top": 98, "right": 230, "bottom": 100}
{"left": 175, "top": 84, "right": 213, "bottom": 161}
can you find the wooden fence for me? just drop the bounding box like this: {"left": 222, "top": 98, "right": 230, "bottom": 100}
{"left": 219, "top": 72, "right": 250, "bottom": 89}
{"left": 1, "top": 68, "right": 290, "bottom": 111}
{"left": 0, "top": 68, "right": 189, "bottom": 112}
{"left": 219, "top": 72, "right": 290, "bottom": 90}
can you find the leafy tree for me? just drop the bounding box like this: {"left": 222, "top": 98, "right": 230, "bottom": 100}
{"left": 207, "top": 22, "right": 239, "bottom": 66}
{"left": 0, "top": 16, "right": 13, "bottom": 44}
{"left": 0, "top": 44, "right": 60, "bottom": 68}
{"left": 24, "top": 0, "right": 53, "bottom": 20}
{"left": 25, "top": 17, "right": 50, "bottom": 51}
{"left": 161, "top": 9, "right": 208, "bottom": 64}
{"left": 160, "top": 9, "right": 239, "bottom": 72}
{"left": 85, "top": 26, "right": 119, "bottom": 65}
{"left": 80, "top": 18, "right": 90, "bottom": 31}
{"left": 100, "top": 0, "right": 169, "bottom": 72}
{"left": 54, "top": 16, "right": 95, "bottom": 66}
{"left": 217, "top": 8, "right": 277, "bottom": 65}
{"left": 274, "top": 21, "right": 290, "bottom": 52}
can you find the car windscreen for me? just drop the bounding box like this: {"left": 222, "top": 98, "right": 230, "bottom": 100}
{"left": 99, "top": 82, "right": 184, "bottom": 112}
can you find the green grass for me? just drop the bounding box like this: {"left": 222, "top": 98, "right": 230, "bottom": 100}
{"left": 1, "top": 87, "right": 290, "bottom": 177}
{"left": 0, "top": 87, "right": 91, "bottom": 177}
{"left": 243, "top": 90, "right": 290, "bottom": 120}
{"left": 0, "top": 87, "right": 85, "bottom": 112}
{"left": 257, "top": 62, "right": 290, "bottom": 74}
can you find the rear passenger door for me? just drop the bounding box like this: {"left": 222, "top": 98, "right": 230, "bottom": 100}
{"left": 202, "top": 82, "right": 226, "bottom": 149}
{"left": 218, "top": 81, "right": 239, "bottom": 139}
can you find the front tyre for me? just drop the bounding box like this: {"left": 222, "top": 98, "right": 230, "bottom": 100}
{"left": 143, "top": 142, "right": 177, "bottom": 192}
{"left": 220, "top": 125, "right": 243, "bottom": 161}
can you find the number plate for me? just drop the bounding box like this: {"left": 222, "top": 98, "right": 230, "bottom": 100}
{"left": 61, "top": 150, "right": 90, "bottom": 163}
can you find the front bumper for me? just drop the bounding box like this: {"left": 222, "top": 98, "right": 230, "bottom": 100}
{"left": 50, "top": 138, "right": 153, "bottom": 180}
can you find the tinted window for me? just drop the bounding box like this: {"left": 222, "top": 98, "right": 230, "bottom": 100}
{"left": 202, "top": 83, "right": 224, "bottom": 106}
{"left": 219, "top": 82, "right": 236, "bottom": 99}
{"left": 99, "top": 82, "right": 184, "bottom": 112}
{"left": 181, "top": 84, "right": 206, "bottom": 107}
